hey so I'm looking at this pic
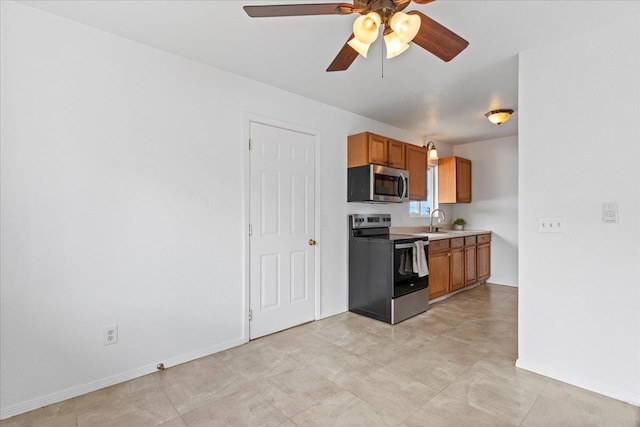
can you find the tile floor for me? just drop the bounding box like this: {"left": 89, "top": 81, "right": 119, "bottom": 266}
{"left": 2, "top": 284, "right": 638, "bottom": 426}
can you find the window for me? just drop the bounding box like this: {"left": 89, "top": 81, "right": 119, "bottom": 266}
{"left": 409, "top": 164, "right": 437, "bottom": 217}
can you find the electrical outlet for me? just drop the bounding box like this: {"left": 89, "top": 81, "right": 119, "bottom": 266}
{"left": 602, "top": 202, "right": 618, "bottom": 223}
{"left": 103, "top": 325, "right": 118, "bottom": 346}
{"left": 538, "top": 217, "right": 566, "bottom": 233}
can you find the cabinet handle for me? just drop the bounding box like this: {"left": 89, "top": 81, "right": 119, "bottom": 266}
{"left": 308, "top": 239, "right": 317, "bottom": 246}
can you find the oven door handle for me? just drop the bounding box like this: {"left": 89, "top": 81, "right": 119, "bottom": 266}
{"left": 396, "top": 241, "right": 429, "bottom": 249}
{"left": 396, "top": 243, "right": 414, "bottom": 249}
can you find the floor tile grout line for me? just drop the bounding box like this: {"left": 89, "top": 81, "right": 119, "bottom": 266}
{"left": 159, "top": 386, "right": 188, "bottom": 427}
{"left": 517, "top": 379, "right": 550, "bottom": 427}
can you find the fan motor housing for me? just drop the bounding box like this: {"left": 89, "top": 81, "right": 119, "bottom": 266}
{"left": 365, "top": 0, "right": 410, "bottom": 21}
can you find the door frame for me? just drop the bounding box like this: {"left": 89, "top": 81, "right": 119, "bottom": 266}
{"left": 242, "top": 113, "right": 321, "bottom": 341}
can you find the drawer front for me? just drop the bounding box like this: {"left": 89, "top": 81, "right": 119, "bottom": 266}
{"left": 464, "top": 236, "right": 477, "bottom": 246}
{"left": 477, "top": 233, "right": 491, "bottom": 244}
{"left": 450, "top": 237, "right": 464, "bottom": 249}
{"left": 429, "top": 239, "right": 449, "bottom": 252}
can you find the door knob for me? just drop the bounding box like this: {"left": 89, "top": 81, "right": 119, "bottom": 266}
{"left": 308, "top": 239, "right": 317, "bottom": 246}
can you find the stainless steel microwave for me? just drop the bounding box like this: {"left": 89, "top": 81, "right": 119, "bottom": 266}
{"left": 348, "top": 164, "right": 409, "bottom": 203}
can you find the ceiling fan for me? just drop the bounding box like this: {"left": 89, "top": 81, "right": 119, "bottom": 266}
{"left": 243, "top": 0, "right": 469, "bottom": 72}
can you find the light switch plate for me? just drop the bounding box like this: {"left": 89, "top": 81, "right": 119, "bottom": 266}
{"left": 538, "top": 217, "right": 566, "bottom": 233}
{"left": 602, "top": 202, "right": 618, "bottom": 223}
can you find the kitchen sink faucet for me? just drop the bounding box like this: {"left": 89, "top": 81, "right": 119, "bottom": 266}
{"left": 429, "top": 209, "right": 446, "bottom": 232}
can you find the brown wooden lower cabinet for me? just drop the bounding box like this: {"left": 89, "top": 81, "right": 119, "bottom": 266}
{"left": 477, "top": 233, "right": 491, "bottom": 280}
{"left": 428, "top": 233, "right": 491, "bottom": 300}
{"left": 428, "top": 249, "right": 450, "bottom": 299}
{"left": 449, "top": 247, "right": 465, "bottom": 291}
{"left": 464, "top": 235, "right": 477, "bottom": 286}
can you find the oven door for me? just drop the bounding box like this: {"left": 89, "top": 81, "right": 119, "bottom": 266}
{"left": 393, "top": 242, "right": 429, "bottom": 298}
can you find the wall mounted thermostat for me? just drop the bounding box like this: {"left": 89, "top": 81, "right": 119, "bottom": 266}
{"left": 602, "top": 202, "right": 618, "bottom": 223}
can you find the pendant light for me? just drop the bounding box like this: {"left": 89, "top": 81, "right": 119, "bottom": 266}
{"left": 425, "top": 141, "right": 438, "bottom": 160}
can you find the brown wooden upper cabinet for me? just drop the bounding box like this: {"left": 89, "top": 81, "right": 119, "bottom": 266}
{"left": 387, "top": 139, "right": 406, "bottom": 169}
{"left": 347, "top": 132, "right": 405, "bottom": 169}
{"left": 438, "top": 156, "right": 472, "bottom": 203}
{"left": 405, "top": 145, "right": 427, "bottom": 201}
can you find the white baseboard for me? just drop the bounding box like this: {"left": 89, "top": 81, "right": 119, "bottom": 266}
{"left": 516, "top": 358, "right": 640, "bottom": 407}
{"left": 0, "top": 336, "right": 247, "bottom": 420}
{"left": 318, "top": 307, "right": 348, "bottom": 320}
{"left": 486, "top": 281, "right": 518, "bottom": 287}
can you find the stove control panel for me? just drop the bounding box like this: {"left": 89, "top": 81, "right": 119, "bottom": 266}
{"left": 350, "top": 214, "right": 391, "bottom": 229}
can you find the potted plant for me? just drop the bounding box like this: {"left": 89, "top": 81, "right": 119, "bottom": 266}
{"left": 453, "top": 218, "right": 466, "bottom": 230}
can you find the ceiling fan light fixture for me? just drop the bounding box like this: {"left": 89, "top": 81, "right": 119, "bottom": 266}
{"left": 389, "top": 12, "right": 420, "bottom": 44}
{"left": 347, "top": 37, "right": 370, "bottom": 58}
{"left": 353, "top": 12, "right": 381, "bottom": 44}
{"left": 383, "top": 31, "right": 409, "bottom": 59}
{"left": 485, "top": 109, "right": 514, "bottom": 125}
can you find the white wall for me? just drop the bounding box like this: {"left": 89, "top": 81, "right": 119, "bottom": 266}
{"left": 0, "top": 2, "right": 427, "bottom": 417}
{"left": 517, "top": 15, "right": 640, "bottom": 405}
{"left": 452, "top": 136, "right": 518, "bottom": 286}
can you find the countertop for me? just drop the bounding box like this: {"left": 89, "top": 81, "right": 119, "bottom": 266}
{"left": 390, "top": 227, "right": 492, "bottom": 241}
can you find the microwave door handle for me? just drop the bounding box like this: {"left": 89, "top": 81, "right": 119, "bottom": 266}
{"left": 398, "top": 175, "right": 407, "bottom": 199}
{"left": 403, "top": 175, "right": 408, "bottom": 198}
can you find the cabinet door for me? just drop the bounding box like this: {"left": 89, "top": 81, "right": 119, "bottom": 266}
{"left": 456, "top": 157, "right": 472, "bottom": 203}
{"left": 387, "top": 139, "right": 406, "bottom": 169}
{"left": 347, "top": 133, "right": 369, "bottom": 167}
{"left": 368, "top": 134, "right": 388, "bottom": 165}
{"left": 464, "top": 245, "right": 477, "bottom": 285}
{"left": 450, "top": 248, "right": 465, "bottom": 291}
{"left": 406, "top": 145, "right": 427, "bottom": 200}
{"left": 428, "top": 250, "right": 450, "bottom": 299}
{"left": 437, "top": 156, "right": 472, "bottom": 203}
{"left": 477, "top": 243, "right": 491, "bottom": 280}
{"left": 437, "top": 157, "right": 457, "bottom": 203}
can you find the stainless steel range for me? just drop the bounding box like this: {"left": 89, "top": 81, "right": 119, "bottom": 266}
{"left": 348, "top": 214, "right": 429, "bottom": 324}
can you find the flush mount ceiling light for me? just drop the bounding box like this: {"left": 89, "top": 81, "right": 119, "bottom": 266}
{"left": 243, "top": 0, "right": 470, "bottom": 72}
{"left": 425, "top": 140, "right": 438, "bottom": 159}
{"left": 485, "top": 109, "right": 514, "bottom": 125}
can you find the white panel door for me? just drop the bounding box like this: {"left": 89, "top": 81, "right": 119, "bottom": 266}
{"left": 249, "top": 122, "right": 315, "bottom": 339}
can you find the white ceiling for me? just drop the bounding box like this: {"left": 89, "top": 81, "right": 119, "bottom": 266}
{"left": 19, "top": 0, "right": 640, "bottom": 144}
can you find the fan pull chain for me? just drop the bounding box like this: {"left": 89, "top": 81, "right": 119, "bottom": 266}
{"left": 381, "top": 39, "right": 384, "bottom": 78}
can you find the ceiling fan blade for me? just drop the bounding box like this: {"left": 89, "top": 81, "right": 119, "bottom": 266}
{"left": 407, "top": 10, "right": 469, "bottom": 62}
{"left": 327, "top": 34, "right": 359, "bottom": 72}
{"left": 244, "top": 3, "right": 353, "bottom": 18}
{"left": 412, "top": 0, "right": 436, "bottom": 4}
